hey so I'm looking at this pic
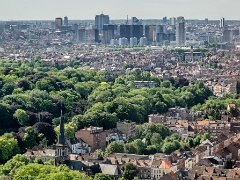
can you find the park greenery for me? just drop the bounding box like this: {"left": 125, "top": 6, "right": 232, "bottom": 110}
{"left": 192, "top": 94, "right": 240, "bottom": 119}
{"left": 0, "top": 154, "right": 92, "bottom": 180}
{"left": 0, "top": 58, "right": 238, "bottom": 167}
{"left": 101, "top": 123, "right": 210, "bottom": 156}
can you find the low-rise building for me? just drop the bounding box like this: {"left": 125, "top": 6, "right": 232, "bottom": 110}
{"left": 148, "top": 114, "right": 166, "bottom": 123}
{"left": 68, "top": 137, "right": 91, "bottom": 155}
{"left": 75, "top": 126, "right": 107, "bottom": 152}
{"left": 117, "top": 121, "right": 136, "bottom": 140}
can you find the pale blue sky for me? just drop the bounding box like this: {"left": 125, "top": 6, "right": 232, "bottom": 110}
{"left": 0, "top": 0, "right": 239, "bottom": 20}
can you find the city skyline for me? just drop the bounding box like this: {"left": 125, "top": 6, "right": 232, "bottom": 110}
{"left": 1, "top": 0, "right": 240, "bottom": 20}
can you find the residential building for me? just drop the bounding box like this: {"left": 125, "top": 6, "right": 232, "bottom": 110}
{"left": 75, "top": 127, "right": 107, "bottom": 152}
{"left": 148, "top": 114, "right": 166, "bottom": 123}
{"left": 68, "top": 137, "right": 91, "bottom": 155}
{"left": 130, "top": 37, "right": 138, "bottom": 47}
{"left": 117, "top": 121, "right": 136, "bottom": 140}
{"left": 139, "top": 37, "right": 147, "bottom": 46}
{"left": 99, "top": 164, "right": 122, "bottom": 180}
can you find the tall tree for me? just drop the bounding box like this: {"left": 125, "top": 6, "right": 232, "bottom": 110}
{"left": 13, "top": 109, "right": 29, "bottom": 126}
{"left": 123, "top": 163, "right": 139, "bottom": 180}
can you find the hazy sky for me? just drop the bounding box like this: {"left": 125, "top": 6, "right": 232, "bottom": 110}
{"left": 1, "top": 0, "right": 240, "bottom": 20}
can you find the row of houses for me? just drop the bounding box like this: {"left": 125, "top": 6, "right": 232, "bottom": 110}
{"left": 25, "top": 131, "right": 240, "bottom": 179}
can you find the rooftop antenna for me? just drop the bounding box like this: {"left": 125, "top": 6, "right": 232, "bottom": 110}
{"left": 126, "top": 15, "right": 129, "bottom": 25}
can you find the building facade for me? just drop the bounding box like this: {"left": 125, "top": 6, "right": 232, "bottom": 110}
{"left": 117, "top": 121, "right": 136, "bottom": 140}
{"left": 95, "top": 14, "right": 110, "bottom": 31}
{"left": 176, "top": 16, "right": 186, "bottom": 46}
{"left": 75, "top": 127, "right": 106, "bottom": 152}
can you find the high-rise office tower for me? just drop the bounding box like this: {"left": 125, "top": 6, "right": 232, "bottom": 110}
{"left": 169, "top": 17, "right": 176, "bottom": 26}
{"left": 95, "top": 14, "right": 110, "bottom": 31}
{"left": 131, "top": 25, "right": 144, "bottom": 40}
{"left": 162, "top": 16, "right": 167, "bottom": 24}
{"left": 145, "top": 25, "right": 157, "bottom": 44}
{"left": 205, "top": 18, "right": 209, "bottom": 25}
{"left": 102, "top": 25, "right": 115, "bottom": 44}
{"left": 220, "top": 18, "right": 225, "bottom": 29}
{"left": 120, "top": 24, "right": 143, "bottom": 41}
{"left": 176, "top": 16, "right": 186, "bottom": 46}
{"left": 55, "top": 17, "right": 63, "bottom": 30}
{"left": 94, "top": 29, "right": 100, "bottom": 43}
{"left": 73, "top": 24, "right": 79, "bottom": 43}
{"left": 78, "top": 28, "right": 99, "bottom": 44}
{"left": 120, "top": 25, "right": 131, "bottom": 40}
{"left": 63, "top": 16, "right": 68, "bottom": 26}
{"left": 156, "top": 25, "right": 164, "bottom": 43}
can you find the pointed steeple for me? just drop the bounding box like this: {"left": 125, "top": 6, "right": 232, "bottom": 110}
{"left": 58, "top": 104, "right": 65, "bottom": 145}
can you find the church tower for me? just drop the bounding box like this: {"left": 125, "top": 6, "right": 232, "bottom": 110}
{"left": 55, "top": 108, "right": 69, "bottom": 165}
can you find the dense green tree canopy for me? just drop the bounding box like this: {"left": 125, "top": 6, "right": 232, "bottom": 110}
{"left": 106, "top": 141, "right": 124, "bottom": 155}
{"left": 13, "top": 164, "right": 91, "bottom": 180}
{"left": 94, "top": 173, "right": 111, "bottom": 180}
{"left": 0, "top": 134, "right": 20, "bottom": 164}
{"left": 122, "top": 163, "right": 139, "bottom": 180}
{"left": 0, "top": 59, "right": 219, "bottom": 163}
{"left": 0, "top": 154, "right": 29, "bottom": 176}
{"left": 13, "top": 109, "right": 29, "bottom": 126}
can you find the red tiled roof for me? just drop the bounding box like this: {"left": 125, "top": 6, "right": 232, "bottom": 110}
{"left": 159, "top": 160, "right": 172, "bottom": 169}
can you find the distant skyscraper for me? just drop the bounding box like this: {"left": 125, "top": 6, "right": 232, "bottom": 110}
{"left": 131, "top": 25, "right": 144, "bottom": 40}
{"left": 169, "top": 17, "right": 176, "bottom": 26}
{"left": 63, "top": 16, "right": 68, "bottom": 26}
{"left": 95, "top": 14, "right": 110, "bottom": 31}
{"left": 79, "top": 28, "right": 86, "bottom": 43}
{"left": 55, "top": 17, "right": 63, "bottom": 30}
{"left": 145, "top": 25, "right": 157, "bottom": 44}
{"left": 73, "top": 24, "right": 79, "bottom": 43}
{"left": 102, "top": 25, "right": 115, "bottom": 44}
{"left": 131, "top": 17, "right": 141, "bottom": 25}
{"left": 156, "top": 25, "right": 164, "bottom": 43}
{"left": 162, "top": 16, "right": 167, "bottom": 24}
{"left": 119, "top": 24, "right": 143, "bottom": 41}
{"left": 120, "top": 25, "right": 131, "bottom": 40}
{"left": 94, "top": 29, "right": 100, "bottom": 43}
{"left": 220, "top": 18, "right": 225, "bottom": 29}
{"left": 176, "top": 16, "right": 186, "bottom": 46}
{"left": 205, "top": 18, "right": 209, "bottom": 25}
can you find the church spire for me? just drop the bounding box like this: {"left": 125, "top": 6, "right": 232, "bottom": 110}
{"left": 58, "top": 103, "right": 65, "bottom": 145}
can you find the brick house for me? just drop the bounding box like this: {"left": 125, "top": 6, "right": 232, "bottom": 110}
{"left": 75, "top": 127, "right": 107, "bottom": 152}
